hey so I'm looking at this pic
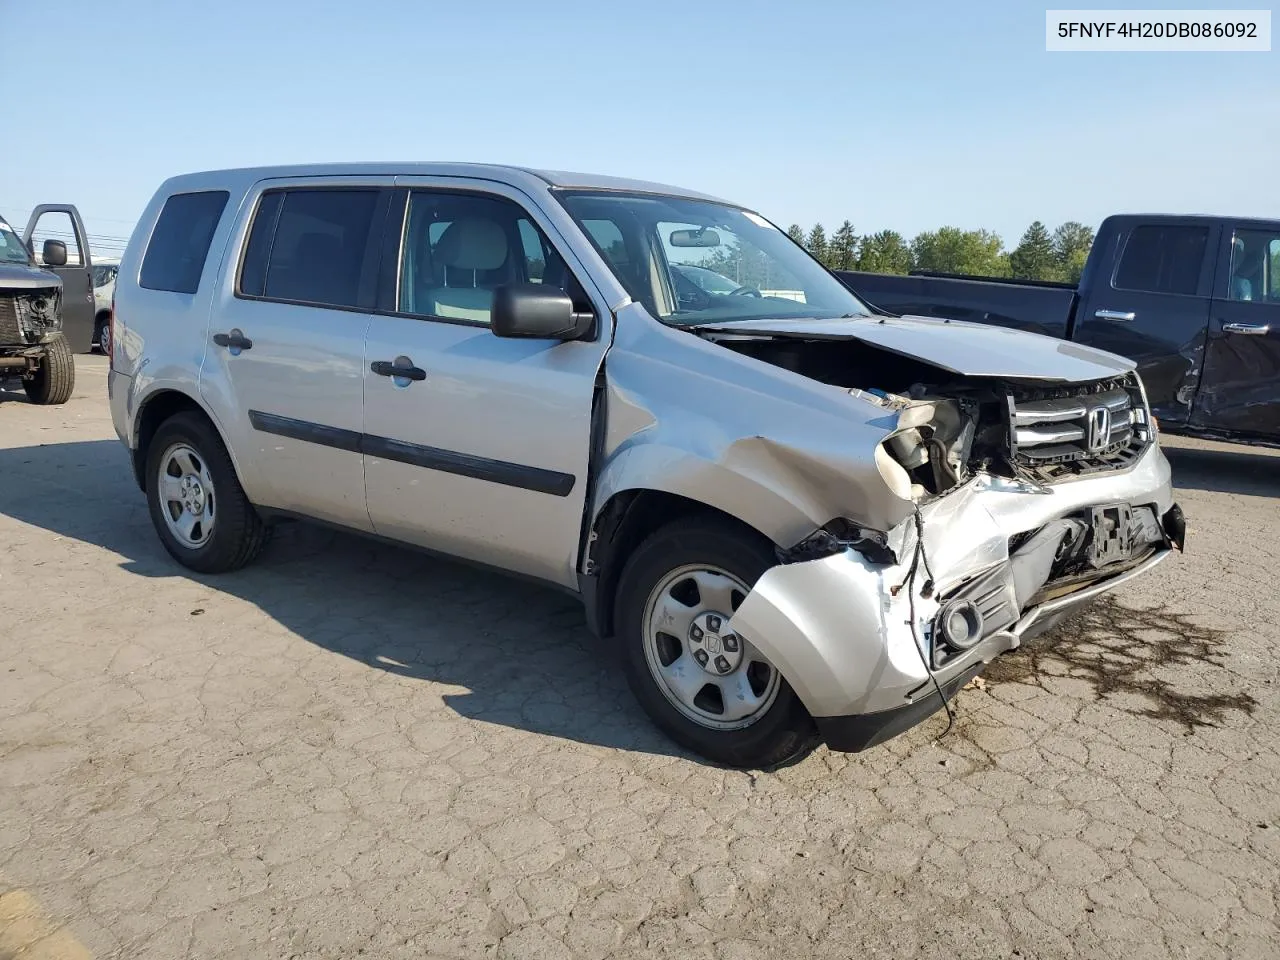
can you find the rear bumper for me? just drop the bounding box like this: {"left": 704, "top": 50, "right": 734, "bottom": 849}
{"left": 728, "top": 443, "right": 1180, "bottom": 751}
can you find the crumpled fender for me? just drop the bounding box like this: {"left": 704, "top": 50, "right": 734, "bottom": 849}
{"left": 592, "top": 303, "right": 915, "bottom": 546}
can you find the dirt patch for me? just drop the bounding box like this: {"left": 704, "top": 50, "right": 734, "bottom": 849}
{"left": 985, "top": 597, "right": 1257, "bottom": 730}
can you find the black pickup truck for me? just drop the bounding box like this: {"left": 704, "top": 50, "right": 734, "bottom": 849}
{"left": 838, "top": 214, "right": 1280, "bottom": 445}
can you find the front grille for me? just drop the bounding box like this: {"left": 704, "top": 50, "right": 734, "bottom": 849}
{"left": 0, "top": 289, "right": 60, "bottom": 346}
{"left": 0, "top": 296, "right": 21, "bottom": 344}
{"left": 1008, "top": 375, "right": 1152, "bottom": 483}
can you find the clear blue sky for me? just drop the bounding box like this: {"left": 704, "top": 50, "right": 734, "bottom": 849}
{"left": 4, "top": 0, "right": 1277, "bottom": 257}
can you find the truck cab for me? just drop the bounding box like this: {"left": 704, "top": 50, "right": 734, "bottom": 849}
{"left": 1076, "top": 215, "right": 1280, "bottom": 441}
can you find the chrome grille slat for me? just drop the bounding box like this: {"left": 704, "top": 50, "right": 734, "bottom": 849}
{"left": 0, "top": 296, "right": 20, "bottom": 344}
{"left": 1015, "top": 424, "right": 1085, "bottom": 445}
{"left": 1008, "top": 376, "right": 1152, "bottom": 483}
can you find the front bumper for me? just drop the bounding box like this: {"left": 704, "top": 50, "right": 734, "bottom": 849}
{"left": 728, "top": 442, "right": 1180, "bottom": 752}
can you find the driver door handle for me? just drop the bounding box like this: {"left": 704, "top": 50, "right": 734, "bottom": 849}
{"left": 371, "top": 360, "right": 427, "bottom": 381}
{"left": 1094, "top": 309, "right": 1135, "bottom": 322}
{"left": 1222, "top": 322, "right": 1270, "bottom": 336}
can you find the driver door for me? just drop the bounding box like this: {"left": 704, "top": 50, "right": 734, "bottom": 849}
{"left": 23, "top": 205, "right": 95, "bottom": 352}
{"left": 361, "top": 178, "right": 614, "bottom": 587}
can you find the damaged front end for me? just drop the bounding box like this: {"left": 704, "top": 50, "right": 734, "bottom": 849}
{"left": 708, "top": 329, "right": 1181, "bottom": 753}
{"left": 0, "top": 288, "right": 63, "bottom": 346}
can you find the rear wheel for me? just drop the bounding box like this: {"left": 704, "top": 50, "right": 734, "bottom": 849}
{"left": 145, "top": 412, "right": 269, "bottom": 573}
{"left": 615, "top": 517, "right": 817, "bottom": 768}
{"left": 23, "top": 334, "right": 75, "bottom": 405}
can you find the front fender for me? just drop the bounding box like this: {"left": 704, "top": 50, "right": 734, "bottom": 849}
{"left": 592, "top": 305, "right": 916, "bottom": 546}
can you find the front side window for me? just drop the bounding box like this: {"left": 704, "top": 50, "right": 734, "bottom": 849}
{"left": 1227, "top": 229, "right": 1280, "bottom": 303}
{"left": 140, "top": 191, "right": 229, "bottom": 294}
{"left": 1113, "top": 225, "right": 1208, "bottom": 296}
{"left": 397, "top": 191, "right": 577, "bottom": 325}
{"left": 556, "top": 191, "right": 872, "bottom": 326}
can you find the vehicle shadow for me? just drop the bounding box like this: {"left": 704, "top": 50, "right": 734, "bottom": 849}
{"left": 1166, "top": 443, "right": 1280, "bottom": 497}
{"left": 0, "top": 439, "right": 683, "bottom": 760}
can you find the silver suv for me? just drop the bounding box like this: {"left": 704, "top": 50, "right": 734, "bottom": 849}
{"left": 109, "top": 164, "right": 1184, "bottom": 767}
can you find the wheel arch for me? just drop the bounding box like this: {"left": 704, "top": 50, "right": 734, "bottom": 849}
{"left": 130, "top": 388, "right": 249, "bottom": 495}
{"left": 583, "top": 487, "right": 781, "bottom": 641}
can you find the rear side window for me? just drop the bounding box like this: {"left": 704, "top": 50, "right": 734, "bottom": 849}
{"left": 140, "top": 191, "right": 229, "bottom": 294}
{"left": 1113, "top": 225, "right": 1208, "bottom": 296}
{"left": 238, "top": 188, "right": 380, "bottom": 309}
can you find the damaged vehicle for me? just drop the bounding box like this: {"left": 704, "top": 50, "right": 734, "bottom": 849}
{"left": 0, "top": 209, "right": 80, "bottom": 404}
{"left": 108, "top": 165, "right": 1183, "bottom": 767}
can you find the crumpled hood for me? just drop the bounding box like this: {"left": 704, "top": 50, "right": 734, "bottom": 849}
{"left": 0, "top": 261, "right": 63, "bottom": 292}
{"left": 697, "top": 314, "right": 1135, "bottom": 382}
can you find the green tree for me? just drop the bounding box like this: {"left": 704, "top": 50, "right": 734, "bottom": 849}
{"left": 829, "top": 220, "right": 859, "bottom": 271}
{"left": 786, "top": 224, "right": 806, "bottom": 247}
{"left": 856, "top": 230, "right": 913, "bottom": 274}
{"left": 911, "top": 227, "right": 1008, "bottom": 277}
{"left": 1009, "top": 221, "right": 1059, "bottom": 280}
{"left": 806, "top": 223, "right": 829, "bottom": 266}
{"left": 1052, "top": 221, "right": 1095, "bottom": 283}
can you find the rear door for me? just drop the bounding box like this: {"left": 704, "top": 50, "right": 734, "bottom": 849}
{"left": 1074, "top": 220, "right": 1216, "bottom": 424}
{"left": 1190, "top": 224, "right": 1280, "bottom": 440}
{"left": 201, "top": 179, "right": 393, "bottom": 531}
{"left": 360, "top": 178, "right": 612, "bottom": 588}
{"left": 23, "top": 204, "right": 95, "bottom": 352}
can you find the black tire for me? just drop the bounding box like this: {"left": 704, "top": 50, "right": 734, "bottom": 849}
{"left": 615, "top": 516, "right": 817, "bottom": 768}
{"left": 23, "top": 334, "right": 75, "bottom": 405}
{"left": 145, "top": 411, "right": 270, "bottom": 573}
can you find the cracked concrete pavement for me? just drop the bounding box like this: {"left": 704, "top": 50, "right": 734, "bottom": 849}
{"left": 1, "top": 354, "right": 1278, "bottom": 959}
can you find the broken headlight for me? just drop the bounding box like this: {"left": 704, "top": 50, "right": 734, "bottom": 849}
{"left": 854, "top": 387, "right": 977, "bottom": 499}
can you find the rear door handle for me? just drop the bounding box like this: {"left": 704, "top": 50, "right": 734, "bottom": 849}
{"left": 1222, "top": 321, "right": 1271, "bottom": 336}
{"left": 1095, "top": 309, "right": 1135, "bottom": 322}
{"left": 212, "top": 329, "right": 253, "bottom": 351}
{"left": 371, "top": 359, "right": 427, "bottom": 382}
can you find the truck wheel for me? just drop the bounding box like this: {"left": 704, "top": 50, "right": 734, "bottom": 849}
{"left": 145, "top": 412, "right": 270, "bottom": 573}
{"left": 23, "top": 334, "right": 75, "bottom": 405}
{"left": 615, "top": 517, "right": 817, "bottom": 768}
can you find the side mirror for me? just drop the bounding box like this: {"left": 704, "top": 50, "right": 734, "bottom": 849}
{"left": 491, "top": 283, "right": 591, "bottom": 340}
{"left": 42, "top": 239, "right": 68, "bottom": 267}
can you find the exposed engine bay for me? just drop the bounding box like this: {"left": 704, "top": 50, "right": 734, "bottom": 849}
{"left": 709, "top": 334, "right": 1155, "bottom": 500}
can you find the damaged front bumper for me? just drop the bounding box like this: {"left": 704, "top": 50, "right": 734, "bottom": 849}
{"left": 728, "top": 442, "right": 1181, "bottom": 753}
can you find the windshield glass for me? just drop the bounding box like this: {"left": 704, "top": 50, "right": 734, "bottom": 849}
{"left": 0, "top": 219, "right": 31, "bottom": 265}
{"left": 555, "top": 191, "right": 872, "bottom": 326}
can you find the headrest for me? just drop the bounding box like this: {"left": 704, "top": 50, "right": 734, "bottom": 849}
{"left": 434, "top": 218, "right": 508, "bottom": 271}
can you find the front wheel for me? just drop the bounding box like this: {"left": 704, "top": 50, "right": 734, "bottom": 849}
{"left": 23, "top": 334, "right": 75, "bottom": 405}
{"left": 615, "top": 517, "right": 817, "bottom": 768}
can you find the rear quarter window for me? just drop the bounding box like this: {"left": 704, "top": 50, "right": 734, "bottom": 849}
{"left": 140, "top": 191, "right": 230, "bottom": 294}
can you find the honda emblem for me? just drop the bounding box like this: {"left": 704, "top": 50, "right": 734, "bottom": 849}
{"left": 1086, "top": 405, "right": 1112, "bottom": 453}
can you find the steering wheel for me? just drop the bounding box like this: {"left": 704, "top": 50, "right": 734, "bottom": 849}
{"left": 730, "top": 285, "right": 762, "bottom": 297}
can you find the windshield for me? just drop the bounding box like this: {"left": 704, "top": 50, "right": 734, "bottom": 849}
{"left": 556, "top": 191, "right": 873, "bottom": 326}
{"left": 0, "top": 219, "right": 31, "bottom": 265}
